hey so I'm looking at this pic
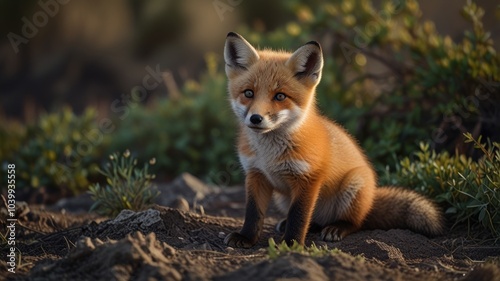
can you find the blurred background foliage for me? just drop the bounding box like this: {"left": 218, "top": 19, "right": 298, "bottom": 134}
{"left": 0, "top": 108, "right": 102, "bottom": 202}
{"left": 106, "top": 58, "right": 241, "bottom": 184}
{"left": 247, "top": 0, "right": 500, "bottom": 169}
{"left": 0, "top": 0, "right": 499, "bottom": 236}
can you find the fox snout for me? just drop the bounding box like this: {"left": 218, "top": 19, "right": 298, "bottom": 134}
{"left": 249, "top": 114, "right": 263, "bottom": 125}
{"left": 244, "top": 111, "right": 273, "bottom": 133}
{"left": 246, "top": 109, "right": 298, "bottom": 134}
{"left": 231, "top": 98, "right": 304, "bottom": 134}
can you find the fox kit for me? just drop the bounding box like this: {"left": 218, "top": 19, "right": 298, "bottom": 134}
{"left": 223, "top": 32, "right": 444, "bottom": 248}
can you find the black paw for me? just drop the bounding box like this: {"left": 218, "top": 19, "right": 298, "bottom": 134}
{"left": 280, "top": 236, "right": 300, "bottom": 247}
{"left": 275, "top": 219, "right": 287, "bottom": 233}
{"left": 224, "top": 232, "right": 255, "bottom": 248}
{"left": 320, "top": 226, "right": 346, "bottom": 242}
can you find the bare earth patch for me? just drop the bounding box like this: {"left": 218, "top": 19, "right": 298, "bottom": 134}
{"left": 1, "top": 177, "right": 499, "bottom": 280}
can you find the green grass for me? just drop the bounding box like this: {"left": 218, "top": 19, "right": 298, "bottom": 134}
{"left": 267, "top": 238, "right": 350, "bottom": 259}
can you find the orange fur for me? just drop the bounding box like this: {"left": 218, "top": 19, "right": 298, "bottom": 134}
{"left": 223, "top": 32, "right": 444, "bottom": 248}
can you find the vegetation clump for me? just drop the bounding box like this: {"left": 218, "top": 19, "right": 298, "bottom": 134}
{"left": 88, "top": 150, "right": 159, "bottom": 217}
{"left": 0, "top": 108, "right": 101, "bottom": 197}
{"left": 384, "top": 133, "right": 499, "bottom": 239}
{"left": 267, "top": 238, "right": 347, "bottom": 259}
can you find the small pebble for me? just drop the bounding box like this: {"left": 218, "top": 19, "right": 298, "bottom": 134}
{"left": 218, "top": 232, "right": 226, "bottom": 238}
{"left": 172, "top": 197, "right": 190, "bottom": 212}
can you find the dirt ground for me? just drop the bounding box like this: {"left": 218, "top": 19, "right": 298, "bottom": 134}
{"left": 1, "top": 174, "right": 500, "bottom": 281}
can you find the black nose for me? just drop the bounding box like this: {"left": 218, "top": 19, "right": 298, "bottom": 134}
{"left": 250, "top": 114, "right": 263, "bottom": 124}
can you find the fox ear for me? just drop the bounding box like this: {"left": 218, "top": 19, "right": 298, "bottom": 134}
{"left": 286, "top": 41, "right": 323, "bottom": 86}
{"left": 224, "top": 32, "right": 260, "bottom": 78}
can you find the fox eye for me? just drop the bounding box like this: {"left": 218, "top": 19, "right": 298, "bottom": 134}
{"left": 274, "top": 93, "right": 287, "bottom": 101}
{"left": 243, "top": 89, "right": 254, "bottom": 98}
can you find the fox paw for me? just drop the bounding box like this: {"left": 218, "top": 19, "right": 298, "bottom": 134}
{"left": 320, "top": 226, "right": 346, "bottom": 242}
{"left": 224, "top": 232, "right": 255, "bottom": 248}
{"left": 275, "top": 219, "right": 287, "bottom": 233}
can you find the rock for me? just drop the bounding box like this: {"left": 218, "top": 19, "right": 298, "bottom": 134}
{"left": 171, "top": 197, "right": 190, "bottom": 212}
{"left": 110, "top": 209, "right": 163, "bottom": 229}
{"left": 51, "top": 193, "right": 94, "bottom": 213}
{"left": 156, "top": 173, "right": 213, "bottom": 210}
{"left": 82, "top": 209, "right": 166, "bottom": 240}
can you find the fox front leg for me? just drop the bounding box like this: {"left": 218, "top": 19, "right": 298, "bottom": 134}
{"left": 281, "top": 178, "right": 322, "bottom": 246}
{"left": 224, "top": 171, "right": 273, "bottom": 248}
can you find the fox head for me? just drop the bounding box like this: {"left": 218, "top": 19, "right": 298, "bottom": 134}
{"left": 224, "top": 32, "right": 323, "bottom": 134}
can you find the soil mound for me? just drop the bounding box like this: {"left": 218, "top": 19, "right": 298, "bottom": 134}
{"left": 2, "top": 179, "right": 499, "bottom": 280}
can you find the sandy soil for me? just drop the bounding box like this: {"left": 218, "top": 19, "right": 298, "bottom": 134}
{"left": 1, "top": 175, "right": 499, "bottom": 281}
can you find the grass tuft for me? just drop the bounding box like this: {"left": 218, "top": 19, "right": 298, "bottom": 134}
{"left": 267, "top": 238, "right": 346, "bottom": 259}
{"left": 88, "top": 150, "right": 159, "bottom": 217}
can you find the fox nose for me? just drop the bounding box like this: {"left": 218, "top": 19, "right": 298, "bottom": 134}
{"left": 250, "top": 114, "right": 263, "bottom": 124}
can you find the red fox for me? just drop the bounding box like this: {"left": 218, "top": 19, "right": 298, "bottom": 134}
{"left": 223, "top": 32, "right": 444, "bottom": 248}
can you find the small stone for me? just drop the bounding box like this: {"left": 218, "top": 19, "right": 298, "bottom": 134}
{"left": 218, "top": 232, "right": 226, "bottom": 239}
{"left": 172, "top": 197, "right": 190, "bottom": 212}
{"left": 198, "top": 243, "right": 212, "bottom": 251}
{"left": 163, "top": 244, "right": 176, "bottom": 256}
{"left": 197, "top": 205, "right": 205, "bottom": 215}
{"left": 256, "top": 248, "right": 267, "bottom": 254}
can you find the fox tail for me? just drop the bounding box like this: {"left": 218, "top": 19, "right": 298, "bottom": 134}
{"left": 363, "top": 187, "right": 444, "bottom": 236}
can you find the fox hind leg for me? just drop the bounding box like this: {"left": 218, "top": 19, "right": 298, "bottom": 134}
{"left": 317, "top": 166, "right": 375, "bottom": 242}
{"left": 320, "top": 221, "right": 359, "bottom": 241}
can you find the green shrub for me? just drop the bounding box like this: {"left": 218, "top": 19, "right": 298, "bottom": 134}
{"left": 0, "top": 107, "right": 103, "bottom": 197}
{"left": 88, "top": 150, "right": 159, "bottom": 217}
{"left": 0, "top": 119, "right": 25, "bottom": 161}
{"left": 239, "top": 0, "right": 499, "bottom": 172}
{"left": 383, "top": 133, "right": 499, "bottom": 239}
{"left": 107, "top": 54, "right": 242, "bottom": 185}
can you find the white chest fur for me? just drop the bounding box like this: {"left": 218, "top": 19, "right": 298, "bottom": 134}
{"left": 240, "top": 130, "right": 310, "bottom": 192}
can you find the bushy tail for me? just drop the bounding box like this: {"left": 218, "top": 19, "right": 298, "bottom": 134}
{"left": 362, "top": 187, "right": 444, "bottom": 237}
